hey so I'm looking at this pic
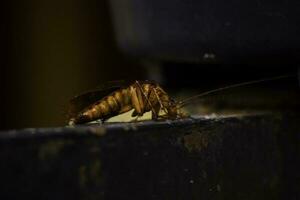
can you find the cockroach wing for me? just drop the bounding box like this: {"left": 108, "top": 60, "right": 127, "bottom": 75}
{"left": 67, "top": 80, "right": 128, "bottom": 119}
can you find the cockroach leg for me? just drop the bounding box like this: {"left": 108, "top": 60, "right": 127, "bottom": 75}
{"left": 130, "top": 115, "right": 140, "bottom": 122}
{"left": 153, "top": 87, "right": 169, "bottom": 116}
{"left": 151, "top": 104, "right": 160, "bottom": 120}
{"left": 135, "top": 81, "right": 158, "bottom": 117}
{"left": 130, "top": 85, "right": 143, "bottom": 115}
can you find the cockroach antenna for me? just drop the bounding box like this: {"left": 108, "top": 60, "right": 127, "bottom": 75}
{"left": 178, "top": 74, "right": 296, "bottom": 108}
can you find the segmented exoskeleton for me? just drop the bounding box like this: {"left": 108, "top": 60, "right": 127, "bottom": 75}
{"left": 68, "top": 75, "right": 294, "bottom": 125}
{"left": 68, "top": 81, "right": 185, "bottom": 125}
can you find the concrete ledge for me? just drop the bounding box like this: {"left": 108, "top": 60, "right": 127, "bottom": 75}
{"left": 0, "top": 113, "right": 299, "bottom": 200}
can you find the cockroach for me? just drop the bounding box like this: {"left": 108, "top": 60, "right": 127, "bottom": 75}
{"left": 67, "top": 80, "right": 185, "bottom": 125}
{"left": 67, "top": 75, "right": 295, "bottom": 125}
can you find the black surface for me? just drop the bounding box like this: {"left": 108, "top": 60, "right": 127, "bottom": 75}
{"left": 0, "top": 113, "right": 299, "bottom": 200}
{"left": 109, "top": 0, "right": 300, "bottom": 62}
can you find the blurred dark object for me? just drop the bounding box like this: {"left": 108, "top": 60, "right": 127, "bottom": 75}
{"left": 0, "top": 0, "right": 145, "bottom": 130}
{"left": 0, "top": 113, "right": 299, "bottom": 200}
{"left": 109, "top": 0, "right": 300, "bottom": 63}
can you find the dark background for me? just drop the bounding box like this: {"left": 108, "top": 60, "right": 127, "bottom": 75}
{"left": 1, "top": 0, "right": 146, "bottom": 130}
{"left": 1, "top": 0, "right": 299, "bottom": 130}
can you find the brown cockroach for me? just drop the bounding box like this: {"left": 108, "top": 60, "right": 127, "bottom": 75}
{"left": 67, "top": 80, "right": 185, "bottom": 125}
{"left": 67, "top": 75, "right": 294, "bottom": 125}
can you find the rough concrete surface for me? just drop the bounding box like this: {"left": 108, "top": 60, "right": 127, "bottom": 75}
{"left": 0, "top": 113, "right": 299, "bottom": 200}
